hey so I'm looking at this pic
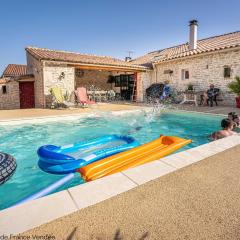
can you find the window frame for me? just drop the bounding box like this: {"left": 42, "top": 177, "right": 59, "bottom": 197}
{"left": 2, "top": 85, "right": 7, "bottom": 94}
{"left": 223, "top": 66, "right": 231, "bottom": 78}
{"left": 115, "top": 76, "right": 121, "bottom": 87}
{"left": 181, "top": 69, "right": 190, "bottom": 81}
{"left": 120, "top": 75, "right": 128, "bottom": 87}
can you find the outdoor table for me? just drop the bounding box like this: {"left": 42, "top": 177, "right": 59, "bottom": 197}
{"left": 87, "top": 90, "right": 108, "bottom": 102}
{"left": 180, "top": 90, "right": 199, "bottom": 106}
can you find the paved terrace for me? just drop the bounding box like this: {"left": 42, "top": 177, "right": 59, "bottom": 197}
{"left": 23, "top": 144, "right": 240, "bottom": 240}
{"left": 0, "top": 102, "right": 239, "bottom": 121}
{"left": 0, "top": 103, "right": 146, "bottom": 120}
{"left": 170, "top": 103, "right": 240, "bottom": 115}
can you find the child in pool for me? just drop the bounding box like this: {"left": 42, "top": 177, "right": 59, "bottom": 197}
{"left": 211, "top": 118, "right": 237, "bottom": 140}
{"left": 127, "top": 126, "right": 143, "bottom": 134}
{"left": 228, "top": 112, "right": 237, "bottom": 120}
{"left": 228, "top": 112, "right": 240, "bottom": 132}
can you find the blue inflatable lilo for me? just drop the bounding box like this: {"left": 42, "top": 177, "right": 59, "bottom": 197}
{"left": 38, "top": 135, "right": 139, "bottom": 174}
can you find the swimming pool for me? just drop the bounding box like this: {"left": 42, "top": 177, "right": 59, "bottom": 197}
{"left": 0, "top": 110, "right": 222, "bottom": 210}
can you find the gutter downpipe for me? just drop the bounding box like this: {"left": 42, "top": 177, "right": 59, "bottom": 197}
{"left": 153, "top": 64, "right": 158, "bottom": 83}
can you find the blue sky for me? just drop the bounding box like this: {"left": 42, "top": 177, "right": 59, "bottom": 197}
{"left": 0, "top": 0, "right": 239, "bottom": 73}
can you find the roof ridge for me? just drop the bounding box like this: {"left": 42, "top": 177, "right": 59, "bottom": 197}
{"left": 198, "top": 30, "right": 240, "bottom": 42}
{"left": 26, "top": 46, "right": 124, "bottom": 61}
{"left": 147, "top": 30, "right": 240, "bottom": 55}
{"left": 7, "top": 63, "right": 27, "bottom": 67}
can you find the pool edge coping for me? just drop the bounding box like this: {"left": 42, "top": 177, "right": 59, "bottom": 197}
{"left": 0, "top": 108, "right": 150, "bottom": 125}
{"left": 0, "top": 105, "right": 229, "bottom": 125}
{"left": 1, "top": 134, "right": 240, "bottom": 235}
{"left": 165, "top": 107, "right": 228, "bottom": 117}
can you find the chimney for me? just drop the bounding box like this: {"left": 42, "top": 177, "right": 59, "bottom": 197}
{"left": 189, "top": 19, "right": 198, "bottom": 50}
{"left": 125, "top": 56, "right": 132, "bottom": 62}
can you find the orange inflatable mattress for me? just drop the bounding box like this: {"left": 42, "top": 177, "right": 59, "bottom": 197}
{"left": 78, "top": 136, "right": 191, "bottom": 182}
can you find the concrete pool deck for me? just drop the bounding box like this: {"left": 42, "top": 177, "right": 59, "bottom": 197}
{"left": 171, "top": 103, "right": 240, "bottom": 115}
{"left": 1, "top": 134, "right": 240, "bottom": 238}
{"left": 21, "top": 141, "right": 240, "bottom": 239}
{"left": 0, "top": 103, "right": 147, "bottom": 121}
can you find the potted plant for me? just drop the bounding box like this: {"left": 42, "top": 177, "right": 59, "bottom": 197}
{"left": 228, "top": 76, "right": 240, "bottom": 108}
{"left": 186, "top": 83, "right": 194, "bottom": 92}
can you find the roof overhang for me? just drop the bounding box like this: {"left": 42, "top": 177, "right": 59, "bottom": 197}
{"left": 26, "top": 47, "right": 150, "bottom": 72}
{"left": 14, "top": 74, "right": 35, "bottom": 81}
{"left": 68, "top": 63, "right": 147, "bottom": 72}
{"left": 43, "top": 60, "right": 149, "bottom": 72}
{"left": 0, "top": 78, "right": 9, "bottom": 84}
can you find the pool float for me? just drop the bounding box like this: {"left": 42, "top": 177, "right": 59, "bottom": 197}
{"left": 0, "top": 152, "right": 17, "bottom": 185}
{"left": 78, "top": 136, "right": 191, "bottom": 181}
{"left": 38, "top": 135, "right": 139, "bottom": 174}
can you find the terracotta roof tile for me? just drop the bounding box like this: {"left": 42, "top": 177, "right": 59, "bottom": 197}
{"left": 131, "top": 31, "right": 240, "bottom": 66}
{"left": 2, "top": 64, "right": 27, "bottom": 77}
{"left": 0, "top": 78, "right": 8, "bottom": 84}
{"left": 25, "top": 47, "right": 148, "bottom": 70}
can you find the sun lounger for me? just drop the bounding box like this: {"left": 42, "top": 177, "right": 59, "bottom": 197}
{"left": 75, "top": 87, "right": 96, "bottom": 106}
{"left": 50, "top": 87, "right": 75, "bottom": 108}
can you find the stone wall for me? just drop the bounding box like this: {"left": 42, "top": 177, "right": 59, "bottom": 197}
{"left": 43, "top": 62, "right": 75, "bottom": 107}
{"left": 27, "top": 55, "right": 145, "bottom": 107}
{"left": 75, "top": 69, "right": 150, "bottom": 102}
{"left": 27, "top": 53, "right": 44, "bottom": 108}
{"left": 75, "top": 69, "right": 113, "bottom": 90}
{"left": 151, "top": 48, "right": 240, "bottom": 105}
{"left": 0, "top": 81, "right": 20, "bottom": 109}
{"left": 139, "top": 71, "right": 153, "bottom": 101}
{"left": 75, "top": 69, "right": 141, "bottom": 98}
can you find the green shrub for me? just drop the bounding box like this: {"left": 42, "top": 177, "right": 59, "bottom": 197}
{"left": 187, "top": 83, "right": 194, "bottom": 91}
{"left": 228, "top": 76, "right": 240, "bottom": 96}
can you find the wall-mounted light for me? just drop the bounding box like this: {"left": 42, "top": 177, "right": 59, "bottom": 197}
{"left": 34, "top": 67, "right": 39, "bottom": 73}
{"left": 164, "top": 69, "right": 173, "bottom": 75}
{"left": 75, "top": 69, "right": 84, "bottom": 77}
{"left": 59, "top": 72, "right": 65, "bottom": 81}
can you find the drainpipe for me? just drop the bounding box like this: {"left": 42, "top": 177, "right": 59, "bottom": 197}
{"left": 153, "top": 64, "right": 158, "bottom": 83}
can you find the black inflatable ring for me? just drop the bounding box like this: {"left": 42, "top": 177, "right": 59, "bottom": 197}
{"left": 0, "top": 152, "right": 17, "bottom": 185}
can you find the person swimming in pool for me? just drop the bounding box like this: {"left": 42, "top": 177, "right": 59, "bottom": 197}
{"left": 228, "top": 112, "right": 240, "bottom": 131}
{"left": 211, "top": 118, "right": 237, "bottom": 140}
{"left": 127, "top": 126, "right": 143, "bottom": 134}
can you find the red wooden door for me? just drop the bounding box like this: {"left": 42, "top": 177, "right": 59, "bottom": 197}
{"left": 19, "top": 82, "right": 35, "bottom": 108}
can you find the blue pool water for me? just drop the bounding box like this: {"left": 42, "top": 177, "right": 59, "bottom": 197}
{"left": 0, "top": 110, "right": 222, "bottom": 210}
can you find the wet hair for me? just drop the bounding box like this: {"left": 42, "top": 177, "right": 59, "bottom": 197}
{"left": 135, "top": 126, "right": 142, "bottom": 131}
{"left": 221, "top": 118, "right": 233, "bottom": 129}
{"left": 228, "top": 112, "right": 237, "bottom": 117}
{"left": 233, "top": 115, "right": 240, "bottom": 126}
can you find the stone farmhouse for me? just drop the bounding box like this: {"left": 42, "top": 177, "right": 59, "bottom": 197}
{"left": 1, "top": 20, "right": 240, "bottom": 109}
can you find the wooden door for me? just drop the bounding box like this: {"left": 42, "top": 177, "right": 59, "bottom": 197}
{"left": 19, "top": 82, "right": 35, "bottom": 108}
